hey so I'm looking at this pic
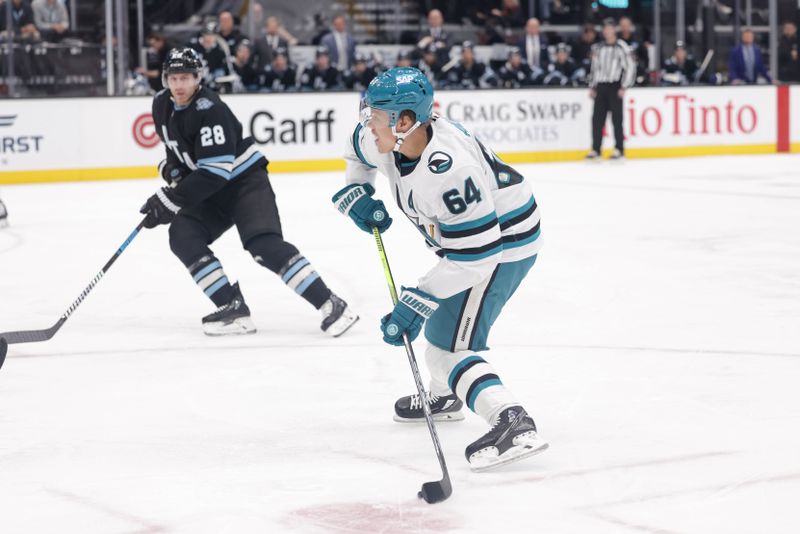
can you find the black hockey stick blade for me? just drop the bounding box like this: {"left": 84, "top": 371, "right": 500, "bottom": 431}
{"left": 0, "top": 337, "right": 7, "bottom": 370}
{"left": 418, "top": 477, "right": 452, "bottom": 504}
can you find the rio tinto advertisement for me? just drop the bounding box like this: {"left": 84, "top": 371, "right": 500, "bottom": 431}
{"left": 433, "top": 86, "right": 776, "bottom": 154}
{"left": 619, "top": 86, "right": 775, "bottom": 148}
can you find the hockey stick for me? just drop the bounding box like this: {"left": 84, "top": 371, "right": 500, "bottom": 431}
{"left": 0, "top": 218, "right": 146, "bottom": 365}
{"left": 372, "top": 227, "right": 452, "bottom": 504}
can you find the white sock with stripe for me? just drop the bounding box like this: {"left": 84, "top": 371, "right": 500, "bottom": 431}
{"left": 425, "top": 345, "right": 518, "bottom": 425}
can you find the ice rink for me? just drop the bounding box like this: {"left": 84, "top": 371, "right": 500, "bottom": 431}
{"left": 1, "top": 154, "right": 799, "bottom": 533}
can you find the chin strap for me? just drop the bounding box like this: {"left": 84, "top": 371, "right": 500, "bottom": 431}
{"left": 392, "top": 121, "right": 423, "bottom": 152}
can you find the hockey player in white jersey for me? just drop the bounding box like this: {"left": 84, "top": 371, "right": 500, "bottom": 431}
{"left": 332, "top": 67, "right": 548, "bottom": 471}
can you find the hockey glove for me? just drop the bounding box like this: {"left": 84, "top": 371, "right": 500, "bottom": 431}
{"left": 158, "top": 159, "right": 187, "bottom": 186}
{"left": 332, "top": 183, "right": 392, "bottom": 234}
{"left": 140, "top": 187, "right": 182, "bottom": 229}
{"left": 380, "top": 287, "right": 439, "bottom": 346}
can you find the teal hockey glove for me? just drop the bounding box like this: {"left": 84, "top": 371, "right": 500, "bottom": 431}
{"left": 380, "top": 287, "right": 439, "bottom": 346}
{"left": 332, "top": 183, "right": 392, "bottom": 233}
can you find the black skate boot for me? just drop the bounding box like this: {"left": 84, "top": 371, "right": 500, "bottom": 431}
{"left": 202, "top": 282, "right": 256, "bottom": 336}
{"left": 0, "top": 198, "right": 8, "bottom": 228}
{"left": 320, "top": 293, "right": 358, "bottom": 337}
{"left": 394, "top": 392, "right": 464, "bottom": 423}
{"left": 465, "top": 406, "right": 548, "bottom": 472}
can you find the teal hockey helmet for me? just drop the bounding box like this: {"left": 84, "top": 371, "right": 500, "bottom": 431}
{"left": 363, "top": 67, "right": 434, "bottom": 127}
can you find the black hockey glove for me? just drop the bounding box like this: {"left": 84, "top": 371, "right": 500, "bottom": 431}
{"left": 158, "top": 159, "right": 187, "bottom": 186}
{"left": 140, "top": 187, "right": 182, "bottom": 228}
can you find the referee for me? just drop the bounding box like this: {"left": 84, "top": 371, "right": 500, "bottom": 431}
{"left": 586, "top": 18, "right": 636, "bottom": 160}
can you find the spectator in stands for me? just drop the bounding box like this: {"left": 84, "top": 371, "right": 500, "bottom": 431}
{"left": 0, "top": 0, "right": 40, "bottom": 42}
{"left": 253, "top": 16, "right": 289, "bottom": 71}
{"left": 498, "top": 47, "right": 535, "bottom": 87}
{"left": 661, "top": 41, "right": 698, "bottom": 86}
{"left": 442, "top": 40, "right": 497, "bottom": 89}
{"left": 232, "top": 40, "right": 259, "bottom": 91}
{"left": 218, "top": 11, "right": 245, "bottom": 53}
{"left": 417, "top": 43, "right": 444, "bottom": 85}
{"left": 618, "top": 16, "right": 649, "bottom": 85}
{"left": 518, "top": 17, "right": 549, "bottom": 72}
{"left": 261, "top": 48, "right": 297, "bottom": 92}
{"left": 481, "top": 0, "right": 526, "bottom": 44}
{"left": 196, "top": 22, "right": 232, "bottom": 91}
{"left": 135, "top": 32, "right": 171, "bottom": 92}
{"left": 572, "top": 22, "right": 598, "bottom": 73}
{"left": 778, "top": 21, "right": 800, "bottom": 83}
{"left": 343, "top": 52, "right": 377, "bottom": 91}
{"left": 729, "top": 27, "right": 772, "bottom": 84}
{"left": 186, "top": 0, "right": 245, "bottom": 25}
{"left": 32, "top": 0, "right": 68, "bottom": 42}
{"left": 320, "top": 14, "right": 356, "bottom": 72}
{"left": 543, "top": 42, "right": 582, "bottom": 86}
{"left": 396, "top": 50, "right": 413, "bottom": 68}
{"left": 299, "top": 46, "right": 342, "bottom": 91}
{"left": 416, "top": 9, "right": 451, "bottom": 64}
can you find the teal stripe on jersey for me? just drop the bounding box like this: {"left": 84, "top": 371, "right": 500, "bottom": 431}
{"left": 353, "top": 124, "right": 377, "bottom": 169}
{"left": 445, "top": 243, "right": 503, "bottom": 262}
{"left": 498, "top": 196, "right": 535, "bottom": 225}
{"left": 503, "top": 228, "right": 541, "bottom": 249}
{"left": 440, "top": 211, "right": 498, "bottom": 233}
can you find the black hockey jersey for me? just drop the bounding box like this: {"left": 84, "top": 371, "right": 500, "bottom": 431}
{"left": 152, "top": 85, "right": 267, "bottom": 206}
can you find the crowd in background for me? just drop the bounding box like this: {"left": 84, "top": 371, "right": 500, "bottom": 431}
{"left": 3, "top": 0, "right": 800, "bottom": 95}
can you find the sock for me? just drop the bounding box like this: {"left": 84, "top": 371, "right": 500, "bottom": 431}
{"left": 425, "top": 345, "right": 518, "bottom": 425}
{"left": 277, "top": 253, "right": 331, "bottom": 309}
{"left": 188, "top": 254, "right": 235, "bottom": 307}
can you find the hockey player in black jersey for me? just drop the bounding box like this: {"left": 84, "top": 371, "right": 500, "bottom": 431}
{"left": 139, "top": 47, "right": 358, "bottom": 337}
{"left": 0, "top": 196, "right": 8, "bottom": 228}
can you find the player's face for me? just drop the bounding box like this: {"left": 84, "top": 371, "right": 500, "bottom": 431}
{"left": 361, "top": 107, "right": 396, "bottom": 153}
{"left": 167, "top": 73, "right": 199, "bottom": 105}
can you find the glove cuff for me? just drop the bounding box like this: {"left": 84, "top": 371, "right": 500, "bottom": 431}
{"left": 398, "top": 287, "right": 439, "bottom": 319}
{"left": 333, "top": 183, "right": 375, "bottom": 216}
{"left": 156, "top": 187, "right": 182, "bottom": 214}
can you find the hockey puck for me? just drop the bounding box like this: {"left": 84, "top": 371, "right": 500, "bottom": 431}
{"left": 0, "top": 337, "right": 7, "bottom": 370}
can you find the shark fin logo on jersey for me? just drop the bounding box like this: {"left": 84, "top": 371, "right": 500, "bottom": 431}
{"left": 196, "top": 97, "right": 214, "bottom": 111}
{"left": 427, "top": 151, "right": 453, "bottom": 174}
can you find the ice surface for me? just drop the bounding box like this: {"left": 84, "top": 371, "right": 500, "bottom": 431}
{"left": 1, "top": 154, "right": 799, "bottom": 533}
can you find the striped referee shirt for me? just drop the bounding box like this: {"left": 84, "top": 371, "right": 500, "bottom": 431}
{"left": 589, "top": 39, "right": 636, "bottom": 88}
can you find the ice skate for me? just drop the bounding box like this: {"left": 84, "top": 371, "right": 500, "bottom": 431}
{"left": 202, "top": 282, "right": 256, "bottom": 336}
{"left": 466, "top": 406, "right": 548, "bottom": 472}
{"left": 394, "top": 392, "right": 465, "bottom": 422}
{"left": 320, "top": 294, "right": 358, "bottom": 337}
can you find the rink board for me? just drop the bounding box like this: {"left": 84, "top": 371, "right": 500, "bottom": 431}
{"left": 0, "top": 85, "right": 787, "bottom": 184}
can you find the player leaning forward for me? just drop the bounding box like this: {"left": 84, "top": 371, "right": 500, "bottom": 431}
{"left": 333, "top": 67, "right": 548, "bottom": 471}
{"left": 139, "top": 47, "right": 358, "bottom": 336}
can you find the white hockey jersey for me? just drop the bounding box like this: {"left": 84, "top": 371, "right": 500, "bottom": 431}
{"left": 344, "top": 116, "right": 541, "bottom": 299}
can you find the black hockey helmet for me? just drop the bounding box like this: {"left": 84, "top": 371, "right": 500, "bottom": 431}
{"left": 162, "top": 46, "right": 203, "bottom": 87}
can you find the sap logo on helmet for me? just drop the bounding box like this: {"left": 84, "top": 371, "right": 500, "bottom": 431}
{"left": 396, "top": 74, "right": 415, "bottom": 83}
{"left": 196, "top": 98, "right": 214, "bottom": 111}
{"left": 427, "top": 151, "right": 452, "bottom": 174}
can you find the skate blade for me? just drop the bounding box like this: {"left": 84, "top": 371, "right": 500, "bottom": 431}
{"left": 469, "top": 434, "right": 549, "bottom": 473}
{"left": 203, "top": 317, "right": 257, "bottom": 336}
{"left": 393, "top": 411, "right": 465, "bottom": 423}
{"left": 327, "top": 311, "right": 359, "bottom": 338}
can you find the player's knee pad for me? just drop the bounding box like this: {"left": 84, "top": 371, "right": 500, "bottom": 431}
{"left": 244, "top": 233, "right": 299, "bottom": 273}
